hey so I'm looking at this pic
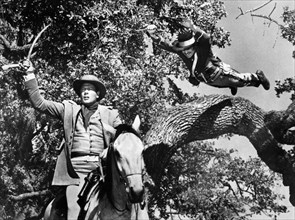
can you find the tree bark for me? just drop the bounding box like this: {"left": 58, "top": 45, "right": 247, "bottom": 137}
{"left": 143, "top": 94, "right": 295, "bottom": 206}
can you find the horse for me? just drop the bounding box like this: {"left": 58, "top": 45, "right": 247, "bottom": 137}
{"left": 43, "top": 116, "right": 149, "bottom": 220}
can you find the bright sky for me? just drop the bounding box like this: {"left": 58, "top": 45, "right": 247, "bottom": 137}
{"left": 174, "top": 0, "right": 295, "bottom": 219}
{"left": 177, "top": 0, "right": 294, "bottom": 111}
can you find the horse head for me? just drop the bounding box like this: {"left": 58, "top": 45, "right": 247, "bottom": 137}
{"left": 107, "top": 116, "right": 146, "bottom": 206}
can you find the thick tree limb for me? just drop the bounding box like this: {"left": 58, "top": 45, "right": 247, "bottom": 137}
{"left": 265, "top": 101, "right": 295, "bottom": 144}
{"left": 143, "top": 94, "right": 295, "bottom": 206}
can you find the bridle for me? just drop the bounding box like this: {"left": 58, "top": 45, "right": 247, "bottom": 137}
{"left": 110, "top": 136, "right": 147, "bottom": 185}
{"left": 116, "top": 156, "right": 146, "bottom": 188}
{"left": 107, "top": 129, "right": 146, "bottom": 212}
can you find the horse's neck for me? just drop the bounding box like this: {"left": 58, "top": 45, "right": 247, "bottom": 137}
{"left": 109, "top": 156, "right": 129, "bottom": 211}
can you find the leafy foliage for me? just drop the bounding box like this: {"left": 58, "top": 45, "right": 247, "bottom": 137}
{"left": 275, "top": 78, "right": 295, "bottom": 100}
{"left": 257, "top": 5, "right": 295, "bottom": 176}
{"left": 149, "top": 142, "right": 286, "bottom": 220}
{"left": 281, "top": 7, "right": 295, "bottom": 55}
{"left": 273, "top": 7, "right": 295, "bottom": 99}
{"left": 0, "top": 0, "right": 288, "bottom": 219}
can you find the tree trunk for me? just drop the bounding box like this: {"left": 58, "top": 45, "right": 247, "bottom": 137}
{"left": 144, "top": 94, "right": 295, "bottom": 206}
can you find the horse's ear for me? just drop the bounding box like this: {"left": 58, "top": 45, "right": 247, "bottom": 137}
{"left": 132, "top": 115, "right": 141, "bottom": 132}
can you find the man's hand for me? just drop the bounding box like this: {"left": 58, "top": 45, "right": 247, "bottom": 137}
{"left": 188, "top": 76, "right": 200, "bottom": 86}
{"left": 100, "top": 148, "right": 108, "bottom": 162}
{"left": 177, "top": 18, "right": 194, "bottom": 29}
{"left": 19, "top": 59, "right": 35, "bottom": 73}
{"left": 145, "top": 24, "right": 157, "bottom": 37}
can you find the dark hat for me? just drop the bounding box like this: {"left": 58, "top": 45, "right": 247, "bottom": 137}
{"left": 73, "top": 75, "right": 106, "bottom": 101}
{"left": 172, "top": 31, "right": 195, "bottom": 51}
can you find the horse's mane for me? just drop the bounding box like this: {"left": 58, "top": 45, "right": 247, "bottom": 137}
{"left": 114, "top": 124, "right": 141, "bottom": 140}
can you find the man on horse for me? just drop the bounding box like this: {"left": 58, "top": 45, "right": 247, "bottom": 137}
{"left": 21, "top": 61, "right": 122, "bottom": 220}
{"left": 146, "top": 18, "right": 270, "bottom": 95}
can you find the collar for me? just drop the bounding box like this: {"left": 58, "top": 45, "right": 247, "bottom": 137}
{"left": 82, "top": 101, "right": 99, "bottom": 111}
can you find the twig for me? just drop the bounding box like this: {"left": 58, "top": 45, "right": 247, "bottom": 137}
{"left": 125, "top": 55, "right": 143, "bottom": 70}
{"left": 236, "top": 0, "right": 273, "bottom": 19}
{"left": 268, "top": 2, "right": 276, "bottom": 17}
{"left": 251, "top": 14, "right": 283, "bottom": 28}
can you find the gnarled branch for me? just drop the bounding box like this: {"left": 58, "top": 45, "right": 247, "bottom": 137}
{"left": 144, "top": 94, "right": 295, "bottom": 206}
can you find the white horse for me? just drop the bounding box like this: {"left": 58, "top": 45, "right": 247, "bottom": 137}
{"left": 44, "top": 116, "right": 149, "bottom": 220}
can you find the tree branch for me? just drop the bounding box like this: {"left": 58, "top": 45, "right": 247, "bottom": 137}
{"left": 268, "top": 2, "right": 276, "bottom": 17}
{"left": 144, "top": 95, "right": 295, "bottom": 206}
{"left": 0, "top": 34, "right": 40, "bottom": 60}
{"left": 125, "top": 55, "right": 144, "bottom": 70}
{"left": 0, "top": 34, "right": 11, "bottom": 49}
{"left": 251, "top": 14, "right": 283, "bottom": 28}
{"left": 9, "top": 190, "right": 51, "bottom": 201}
{"left": 236, "top": 0, "right": 273, "bottom": 19}
{"left": 0, "top": 34, "right": 32, "bottom": 52}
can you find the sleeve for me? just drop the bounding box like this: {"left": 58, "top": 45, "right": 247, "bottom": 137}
{"left": 25, "top": 78, "right": 64, "bottom": 119}
{"left": 147, "top": 32, "right": 177, "bottom": 53}
{"left": 111, "top": 109, "right": 123, "bottom": 128}
{"left": 191, "top": 25, "right": 210, "bottom": 45}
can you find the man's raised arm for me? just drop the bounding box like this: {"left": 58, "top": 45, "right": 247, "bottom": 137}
{"left": 145, "top": 25, "right": 176, "bottom": 53}
{"left": 178, "top": 18, "right": 210, "bottom": 43}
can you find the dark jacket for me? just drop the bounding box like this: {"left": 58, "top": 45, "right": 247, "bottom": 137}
{"left": 149, "top": 27, "right": 218, "bottom": 81}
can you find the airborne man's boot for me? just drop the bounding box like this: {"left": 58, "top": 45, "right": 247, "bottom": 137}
{"left": 248, "top": 70, "right": 270, "bottom": 90}
{"left": 229, "top": 87, "right": 237, "bottom": 96}
{"left": 255, "top": 70, "right": 270, "bottom": 90}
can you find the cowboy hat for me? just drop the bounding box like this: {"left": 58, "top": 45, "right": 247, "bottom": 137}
{"left": 73, "top": 75, "right": 106, "bottom": 101}
{"left": 172, "top": 31, "right": 196, "bottom": 51}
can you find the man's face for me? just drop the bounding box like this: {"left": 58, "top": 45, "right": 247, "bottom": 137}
{"left": 182, "top": 47, "right": 195, "bottom": 58}
{"left": 80, "top": 83, "right": 99, "bottom": 106}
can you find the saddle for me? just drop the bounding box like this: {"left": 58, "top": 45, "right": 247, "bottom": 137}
{"left": 78, "top": 168, "right": 105, "bottom": 220}
{"left": 44, "top": 168, "right": 104, "bottom": 220}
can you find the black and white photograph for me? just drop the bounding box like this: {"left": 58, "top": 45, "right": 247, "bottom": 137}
{"left": 0, "top": 0, "right": 294, "bottom": 219}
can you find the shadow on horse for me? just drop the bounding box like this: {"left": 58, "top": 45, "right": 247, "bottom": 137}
{"left": 44, "top": 116, "right": 149, "bottom": 220}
